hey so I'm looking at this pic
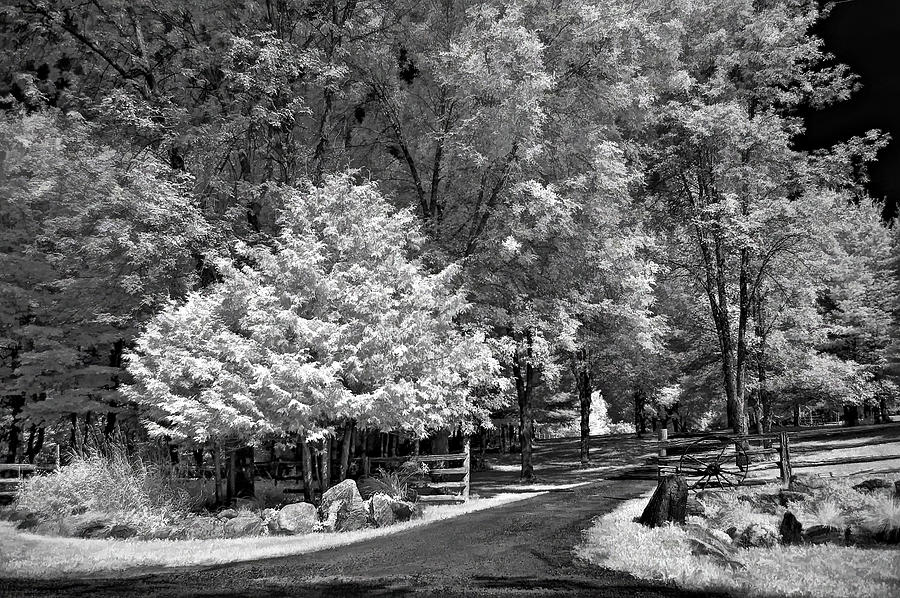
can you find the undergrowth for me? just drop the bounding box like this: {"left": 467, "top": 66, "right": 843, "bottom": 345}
{"left": 577, "top": 486, "right": 900, "bottom": 598}
{"left": 14, "top": 441, "right": 191, "bottom": 533}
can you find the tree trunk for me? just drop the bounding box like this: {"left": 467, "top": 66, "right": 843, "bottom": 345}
{"left": 578, "top": 369, "right": 591, "bottom": 466}
{"left": 193, "top": 448, "right": 204, "bottom": 479}
{"left": 339, "top": 421, "right": 354, "bottom": 481}
{"left": 103, "top": 412, "right": 117, "bottom": 439}
{"left": 5, "top": 395, "right": 26, "bottom": 463}
{"left": 634, "top": 390, "right": 646, "bottom": 436}
{"left": 754, "top": 297, "right": 773, "bottom": 433}
{"left": 478, "top": 431, "right": 486, "bottom": 470}
{"left": 843, "top": 405, "right": 859, "bottom": 427}
{"left": 212, "top": 444, "right": 222, "bottom": 505}
{"left": 638, "top": 475, "right": 688, "bottom": 528}
{"left": 226, "top": 450, "right": 236, "bottom": 505}
{"left": 69, "top": 413, "right": 78, "bottom": 458}
{"left": 778, "top": 432, "right": 792, "bottom": 486}
{"left": 25, "top": 426, "right": 44, "bottom": 464}
{"left": 320, "top": 437, "right": 332, "bottom": 491}
{"left": 513, "top": 331, "right": 537, "bottom": 482}
{"left": 301, "top": 439, "right": 314, "bottom": 503}
{"left": 233, "top": 446, "right": 255, "bottom": 498}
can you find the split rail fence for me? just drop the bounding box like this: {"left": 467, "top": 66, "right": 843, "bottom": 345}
{"left": 184, "top": 440, "right": 472, "bottom": 503}
{"left": 655, "top": 423, "right": 900, "bottom": 488}
{"left": 0, "top": 463, "right": 58, "bottom": 499}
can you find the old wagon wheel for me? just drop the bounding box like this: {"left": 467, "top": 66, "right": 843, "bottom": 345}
{"left": 676, "top": 436, "right": 749, "bottom": 490}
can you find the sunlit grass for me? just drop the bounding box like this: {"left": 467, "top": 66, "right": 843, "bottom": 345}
{"left": 0, "top": 492, "right": 542, "bottom": 579}
{"left": 576, "top": 490, "right": 900, "bottom": 598}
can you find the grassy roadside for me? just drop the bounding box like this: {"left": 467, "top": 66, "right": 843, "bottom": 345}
{"left": 576, "top": 487, "right": 900, "bottom": 598}
{"left": 0, "top": 492, "right": 541, "bottom": 579}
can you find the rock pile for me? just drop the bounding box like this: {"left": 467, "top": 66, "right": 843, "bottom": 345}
{"left": 1, "top": 477, "right": 424, "bottom": 541}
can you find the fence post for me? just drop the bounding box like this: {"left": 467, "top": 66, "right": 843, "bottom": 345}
{"left": 656, "top": 429, "right": 668, "bottom": 479}
{"left": 778, "top": 432, "right": 792, "bottom": 486}
{"left": 462, "top": 437, "right": 471, "bottom": 502}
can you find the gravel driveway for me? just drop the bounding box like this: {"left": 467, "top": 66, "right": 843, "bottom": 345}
{"left": 0, "top": 477, "right": 728, "bottom": 597}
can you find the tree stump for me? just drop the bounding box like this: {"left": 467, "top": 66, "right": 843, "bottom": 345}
{"left": 639, "top": 475, "right": 687, "bottom": 528}
{"left": 779, "top": 511, "right": 803, "bottom": 545}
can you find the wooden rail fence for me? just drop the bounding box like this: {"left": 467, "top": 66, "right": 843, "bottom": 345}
{"left": 656, "top": 423, "right": 900, "bottom": 487}
{"left": 363, "top": 438, "right": 471, "bottom": 503}
{"left": 656, "top": 433, "right": 792, "bottom": 487}
{"left": 175, "top": 440, "right": 472, "bottom": 503}
{"left": 0, "top": 463, "right": 58, "bottom": 499}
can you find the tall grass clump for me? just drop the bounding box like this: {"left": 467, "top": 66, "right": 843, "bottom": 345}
{"left": 14, "top": 440, "right": 192, "bottom": 532}
{"left": 864, "top": 496, "right": 900, "bottom": 540}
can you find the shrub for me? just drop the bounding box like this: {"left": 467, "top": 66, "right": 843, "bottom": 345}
{"left": 863, "top": 496, "right": 900, "bottom": 536}
{"left": 806, "top": 499, "right": 846, "bottom": 530}
{"left": 374, "top": 461, "right": 429, "bottom": 501}
{"left": 14, "top": 442, "right": 191, "bottom": 533}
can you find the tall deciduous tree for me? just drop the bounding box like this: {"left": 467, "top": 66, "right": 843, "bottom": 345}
{"left": 641, "top": 0, "right": 877, "bottom": 435}
{"left": 126, "top": 174, "right": 503, "bottom": 450}
{"left": 0, "top": 111, "right": 209, "bottom": 460}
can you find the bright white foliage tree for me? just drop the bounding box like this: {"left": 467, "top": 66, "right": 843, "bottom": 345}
{"left": 125, "top": 174, "right": 503, "bottom": 446}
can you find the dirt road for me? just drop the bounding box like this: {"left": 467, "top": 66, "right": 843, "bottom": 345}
{"left": 0, "top": 477, "right": 728, "bottom": 598}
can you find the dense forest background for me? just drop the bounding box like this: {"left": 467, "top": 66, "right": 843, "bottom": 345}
{"left": 1, "top": 0, "right": 897, "bottom": 479}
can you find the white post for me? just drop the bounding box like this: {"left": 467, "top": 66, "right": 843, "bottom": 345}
{"left": 462, "top": 437, "right": 471, "bottom": 502}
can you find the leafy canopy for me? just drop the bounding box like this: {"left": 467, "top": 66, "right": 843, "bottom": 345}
{"left": 126, "top": 174, "right": 503, "bottom": 444}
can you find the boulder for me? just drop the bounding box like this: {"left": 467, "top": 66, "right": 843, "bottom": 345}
{"left": 144, "top": 525, "right": 186, "bottom": 541}
{"left": 218, "top": 508, "right": 239, "bottom": 519}
{"left": 319, "top": 479, "right": 369, "bottom": 532}
{"left": 32, "top": 520, "right": 63, "bottom": 536}
{"left": 224, "top": 513, "right": 265, "bottom": 538}
{"left": 369, "top": 494, "right": 397, "bottom": 527}
{"left": 277, "top": 502, "right": 319, "bottom": 534}
{"left": 850, "top": 526, "right": 880, "bottom": 547}
{"left": 390, "top": 500, "right": 420, "bottom": 522}
{"left": 738, "top": 493, "right": 780, "bottom": 514}
{"left": 779, "top": 512, "right": 803, "bottom": 545}
{"left": 320, "top": 479, "right": 363, "bottom": 514}
{"left": 6, "top": 509, "right": 40, "bottom": 531}
{"left": 184, "top": 516, "right": 225, "bottom": 539}
{"left": 804, "top": 525, "right": 849, "bottom": 546}
{"left": 874, "top": 527, "right": 900, "bottom": 544}
{"left": 790, "top": 474, "right": 827, "bottom": 494}
{"left": 737, "top": 523, "right": 779, "bottom": 548}
{"left": 685, "top": 497, "right": 706, "bottom": 517}
{"left": 58, "top": 512, "right": 115, "bottom": 538}
{"left": 852, "top": 479, "right": 890, "bottom": 493}
{"left": 106, "top": 523, "right": 139, "bottom": 539}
